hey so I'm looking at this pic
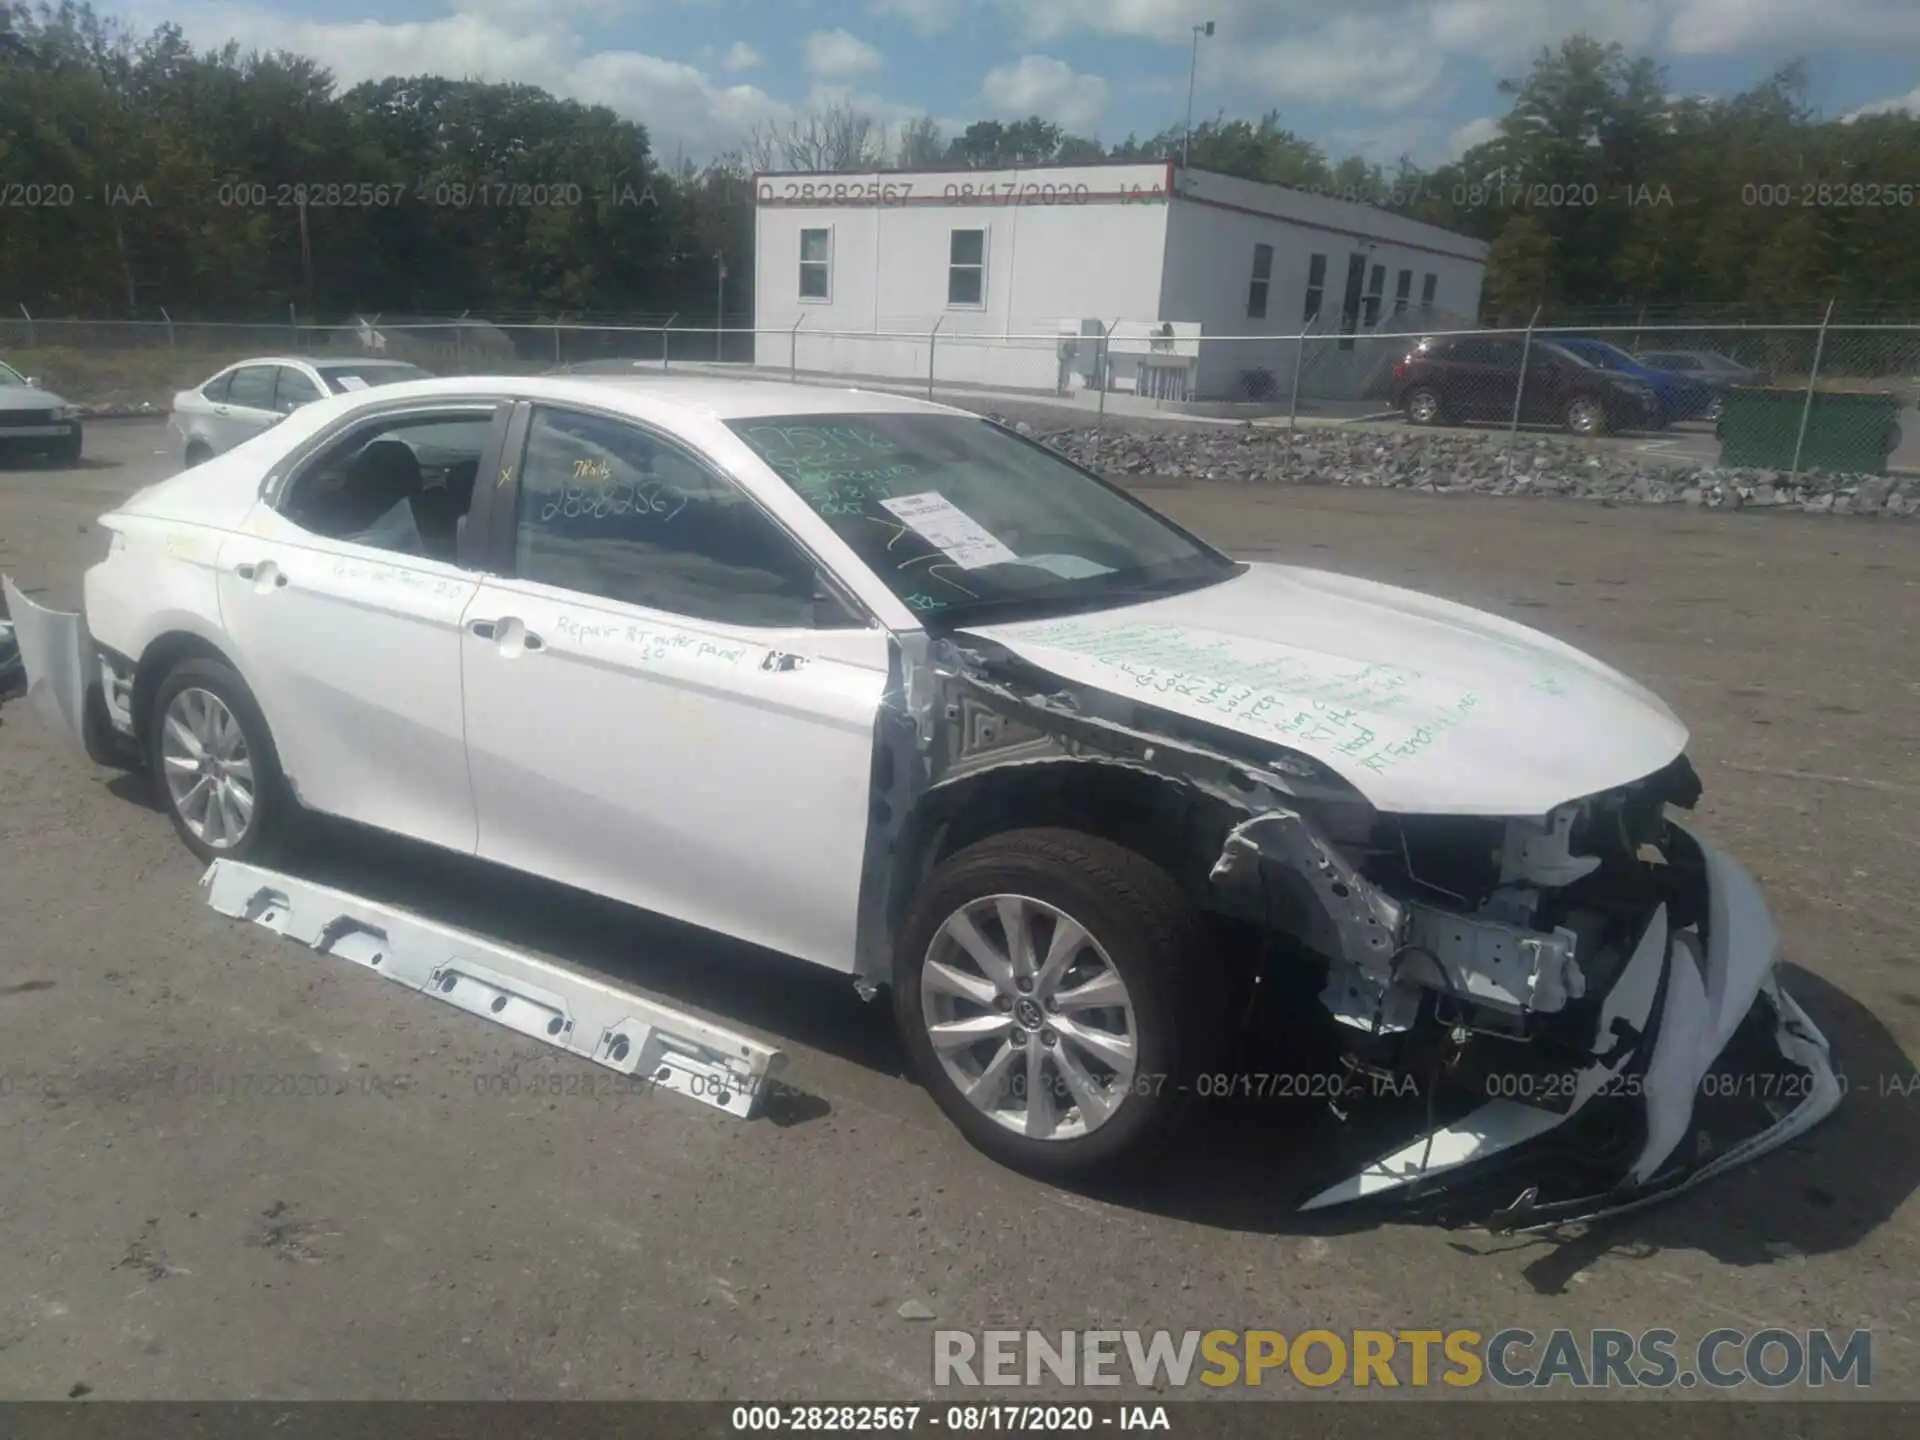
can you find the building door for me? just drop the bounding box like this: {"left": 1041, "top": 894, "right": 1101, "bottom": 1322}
{"left": 1338, "top": 254, "right": 1367, "bottom": 350}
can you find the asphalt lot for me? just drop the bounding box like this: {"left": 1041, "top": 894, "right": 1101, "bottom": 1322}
{"left": 2, "top": 419, "right": 1918, "bottom": 1403}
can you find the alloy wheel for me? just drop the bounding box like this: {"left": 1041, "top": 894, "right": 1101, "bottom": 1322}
{"left": 160, "top": 686, "right": 256, "bottom": 849}
{"left": 919, "top": 893, "right": 1139, "bottom": 1141}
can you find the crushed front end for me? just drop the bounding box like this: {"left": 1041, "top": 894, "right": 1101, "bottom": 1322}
{"left": 1209, "top": 755, "right": 1843, "bottom": 1228}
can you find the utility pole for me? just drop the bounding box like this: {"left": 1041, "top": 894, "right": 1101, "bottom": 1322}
{"left": 715, "top": 250, "right": 727, "bottom": 357}
{"left": 1182, "top": 21, "right": 1215, "bottom": 170}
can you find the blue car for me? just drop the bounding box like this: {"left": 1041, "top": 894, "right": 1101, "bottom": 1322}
{"left": 1552, "top": 338, "right": 1721, "bottom": 425}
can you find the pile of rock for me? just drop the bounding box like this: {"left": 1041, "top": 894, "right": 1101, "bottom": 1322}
{"left": 988, "top": 416, "right": 1920, "bottom": 519}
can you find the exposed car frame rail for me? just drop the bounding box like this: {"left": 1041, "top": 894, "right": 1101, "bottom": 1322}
{"left": 200, "top": 859, "right": 788, "bottom": 1120}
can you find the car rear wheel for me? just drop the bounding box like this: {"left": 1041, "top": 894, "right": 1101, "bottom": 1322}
{"left": 893, "top": 828, "right": 1225, "bottom": 1181}
{"left": 183, "top": 440, "right": 213, "bottom": 468}
{"left": 1404, "top": 388, "right": 1446, "bottom": 425}
{"left": 1565, "top": 395, "right": 1609, "bottom": 437}
{"left": 147, "top": 657, "right": 296, "bottom": 864}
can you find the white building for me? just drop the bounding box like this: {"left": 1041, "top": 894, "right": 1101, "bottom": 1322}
{"left": 751, "top": 160, "right": 1489, "bottom": 403}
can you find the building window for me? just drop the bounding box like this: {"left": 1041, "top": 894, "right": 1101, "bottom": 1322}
{"left": 1303, "top": 254, "right": 1327, "bottom": 325}
{"left": 798, "top": 228, "right": 832, "bottom": 301}
{"left": 1421, "top": 272, "right": 1438, "bottom": 306}
{"left": 1247, "top": 243, "right": 1274, "bottom": 319}
{"left": 948, "top": 228, "right": 986, "bottom": 307}
{"left": 1363, "top": 264, "right": 1386, "bottom": 327}
{"left": 1394, "top": 269, "right": 1413, "bottom": 314}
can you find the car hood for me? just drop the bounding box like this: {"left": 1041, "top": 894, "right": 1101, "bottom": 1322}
{"left": 0, "top": 387, "right": 69, "bottom": 411}
{"left": 961, "top": 562, "right": 1689, "bottom": 817}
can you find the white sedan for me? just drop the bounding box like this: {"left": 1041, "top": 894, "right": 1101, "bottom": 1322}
{"left": 168, "top": 355, "right": 430, "bottom": 467}
{"left": 4, "top": 374, "right": 1840, "bottom": 1214}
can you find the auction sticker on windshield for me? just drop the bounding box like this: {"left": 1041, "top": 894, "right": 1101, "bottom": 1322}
{"left": 878, "top": 492, "right": 1017, "bottom": 569}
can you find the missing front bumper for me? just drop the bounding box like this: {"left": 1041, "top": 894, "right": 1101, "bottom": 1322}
{"left": 1, "top": 576, "right": 136, "bottom": 766}
{"left": 1298, "top": 826, "right": 1843, "bottom": 1227}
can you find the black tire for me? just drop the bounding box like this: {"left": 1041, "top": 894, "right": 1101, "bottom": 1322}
{"left": 146, "top": 656, "right": 297, "bottom": 864}
{"left": 1403, "top": 388, "right": 1446, "bottom": 426}
{"left": 1565, "top": 393, "right": 1610, "bottom": 437}
{"left": 893, "top": 828, "right": 1226, "bottom": 1182}
{"left": 51, "top": 429, "right": 82, "bottom": 466}
{"left": 183, "top": 441, "right": 213, "bottom": 468}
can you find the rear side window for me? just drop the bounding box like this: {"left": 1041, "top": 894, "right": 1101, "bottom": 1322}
{"left": 201, "top": 371, "right": 234, "bottom": 403}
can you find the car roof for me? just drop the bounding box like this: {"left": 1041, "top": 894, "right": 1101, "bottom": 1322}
{"left": 211, "top": 356, "right": 422, "bottom": 370}
{"left": 333, "top": 373, "right": 978, "bottom": 422}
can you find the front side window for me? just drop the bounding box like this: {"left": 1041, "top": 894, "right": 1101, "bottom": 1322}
{"left": 948, "top": 229, "right": 986, "bottom": 307}
{"left": 280, "top": 410, "right": 497, "bottom": 562}
{"left": 224, "top": 366, "right": 277, "bottom": 410}
{"left": 799, "top": 227, "right": 832, "bottom": 300}
{"left": 513, "top": 407, "right": 826, "bottom": 629}
{"left": 274, "top": 367, "right": 324, "bottom": 412}
{"left": 726, "top": 413, "right": 1239, "bottom": 628}
{"left": 1247, "top": 243, "right": 1273, "bottom": 319}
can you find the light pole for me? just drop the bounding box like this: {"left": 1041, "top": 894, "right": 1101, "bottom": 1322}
{"left": 715, "top": 250, "right": 727, "bottom": 359}
{"left": 1182, "top": 20, "right": 1215, "bottom": 170}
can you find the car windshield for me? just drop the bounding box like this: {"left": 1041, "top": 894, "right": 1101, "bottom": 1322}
{"left": 1640, "top": 353, "right": 1696, "bottom": 370}
{"left": 726, "top": 412, "right": 1241, "bottom": 626}
{"left": 0, "top": 362, "right": 27, "bottom": 386}
{"left": 314, "top": 363, "right": 430, "bottom": 394}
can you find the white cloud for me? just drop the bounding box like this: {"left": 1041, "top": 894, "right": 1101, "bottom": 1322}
{"left": 802, "top": 28, "right": 885, "bottom": 82}
{"left": 1844, "top": 85, "right": 1920, "bottom": 121}
{"left": 1666, "top": 0, "right": 1920, "bottom": 54}
{"left": 1004, "top": 0, "right": 1920, "bottom": 113}
{"left": 113, "top": 1, "right": 789, "bottom": 163}
{"left": 980, "top": 55, "right": 1110, "bottom": 131}
{"left": 867, "top": 0, "right": 962, "bottom": 35}
{"left": 1447, "top": 115, "right": 1502, "bottom": 156}
{"left": 722, "top": 41, "right": 762, "bottom": 71}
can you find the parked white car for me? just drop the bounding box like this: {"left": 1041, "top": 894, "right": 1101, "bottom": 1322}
{"left": 4, "top": 375, "right": 1840, "bottom": 1215}
{"left": 169, "top": 356, "right": 430, "bottom": 467}
{"left": 0, "top": 359, "right": 83, "bottom": 464}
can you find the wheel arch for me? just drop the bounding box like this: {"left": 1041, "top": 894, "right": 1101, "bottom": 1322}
{"left": 132, "top": 629, "right": 244, "bottom": 747}
{"left": 882, "top": 758, "right": 1249, "bottom": 970}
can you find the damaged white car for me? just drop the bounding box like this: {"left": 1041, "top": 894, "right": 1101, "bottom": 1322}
{"left": 4, "top": 375, "right": 1840, "bottom": 1223}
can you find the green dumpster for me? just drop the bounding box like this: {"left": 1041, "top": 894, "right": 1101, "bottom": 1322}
{"left": 1716, "top": 387, "right": 1902, "bottom": 474}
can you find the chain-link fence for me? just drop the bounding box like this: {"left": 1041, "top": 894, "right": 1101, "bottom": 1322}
{"left": 4, "top": 310, "right": 1916, "bottom": 487}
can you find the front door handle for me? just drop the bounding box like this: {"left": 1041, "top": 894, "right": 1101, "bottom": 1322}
{"left": 471, "top": 617, "right": 544, "bottom": 653}
{"left": 234, "top": 561, "right": 288, "bottom": 589}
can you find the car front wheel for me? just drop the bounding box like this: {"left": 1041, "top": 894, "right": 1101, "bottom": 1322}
{"left": 51, "top": 429, "right": 82, "bottom": 466}
{"left": 893, "top": 828, "right": 1224, "bottom": 1181}
{"left": 1565, "top": 395, "right": 1609, "bottom": 436}
{"left": 147, "top": 657, "right": 296, "bottom": 863}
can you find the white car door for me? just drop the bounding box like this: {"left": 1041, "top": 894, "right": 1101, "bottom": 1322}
{"left": 215, "top": 364, "right": 284, "bottom": 450}
{"left": 215, "top": 399, "right": 511, "bottom": 854}
{"left": 459, "top": 402, "right": 890, "bottom": 971}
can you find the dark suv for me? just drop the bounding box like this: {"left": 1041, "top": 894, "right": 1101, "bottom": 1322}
{"left": 1391, "top": 335, "right": 1662, "bottom": 436}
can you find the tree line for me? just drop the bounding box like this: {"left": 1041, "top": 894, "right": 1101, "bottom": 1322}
{"left": 4, "top": 2, "right": 1918, "bottom": 326}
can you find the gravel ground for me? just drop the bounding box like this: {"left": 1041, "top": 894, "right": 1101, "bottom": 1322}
{"left": 979, "top": 406, "right": 1920, "bottom": 519}
{"left": 0, "top": 419, "right": 1917, "bottom": 1403}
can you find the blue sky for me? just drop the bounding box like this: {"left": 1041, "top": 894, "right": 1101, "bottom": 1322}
{"left": 111, "top": 0, "right": 1920, "bottom": 168}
